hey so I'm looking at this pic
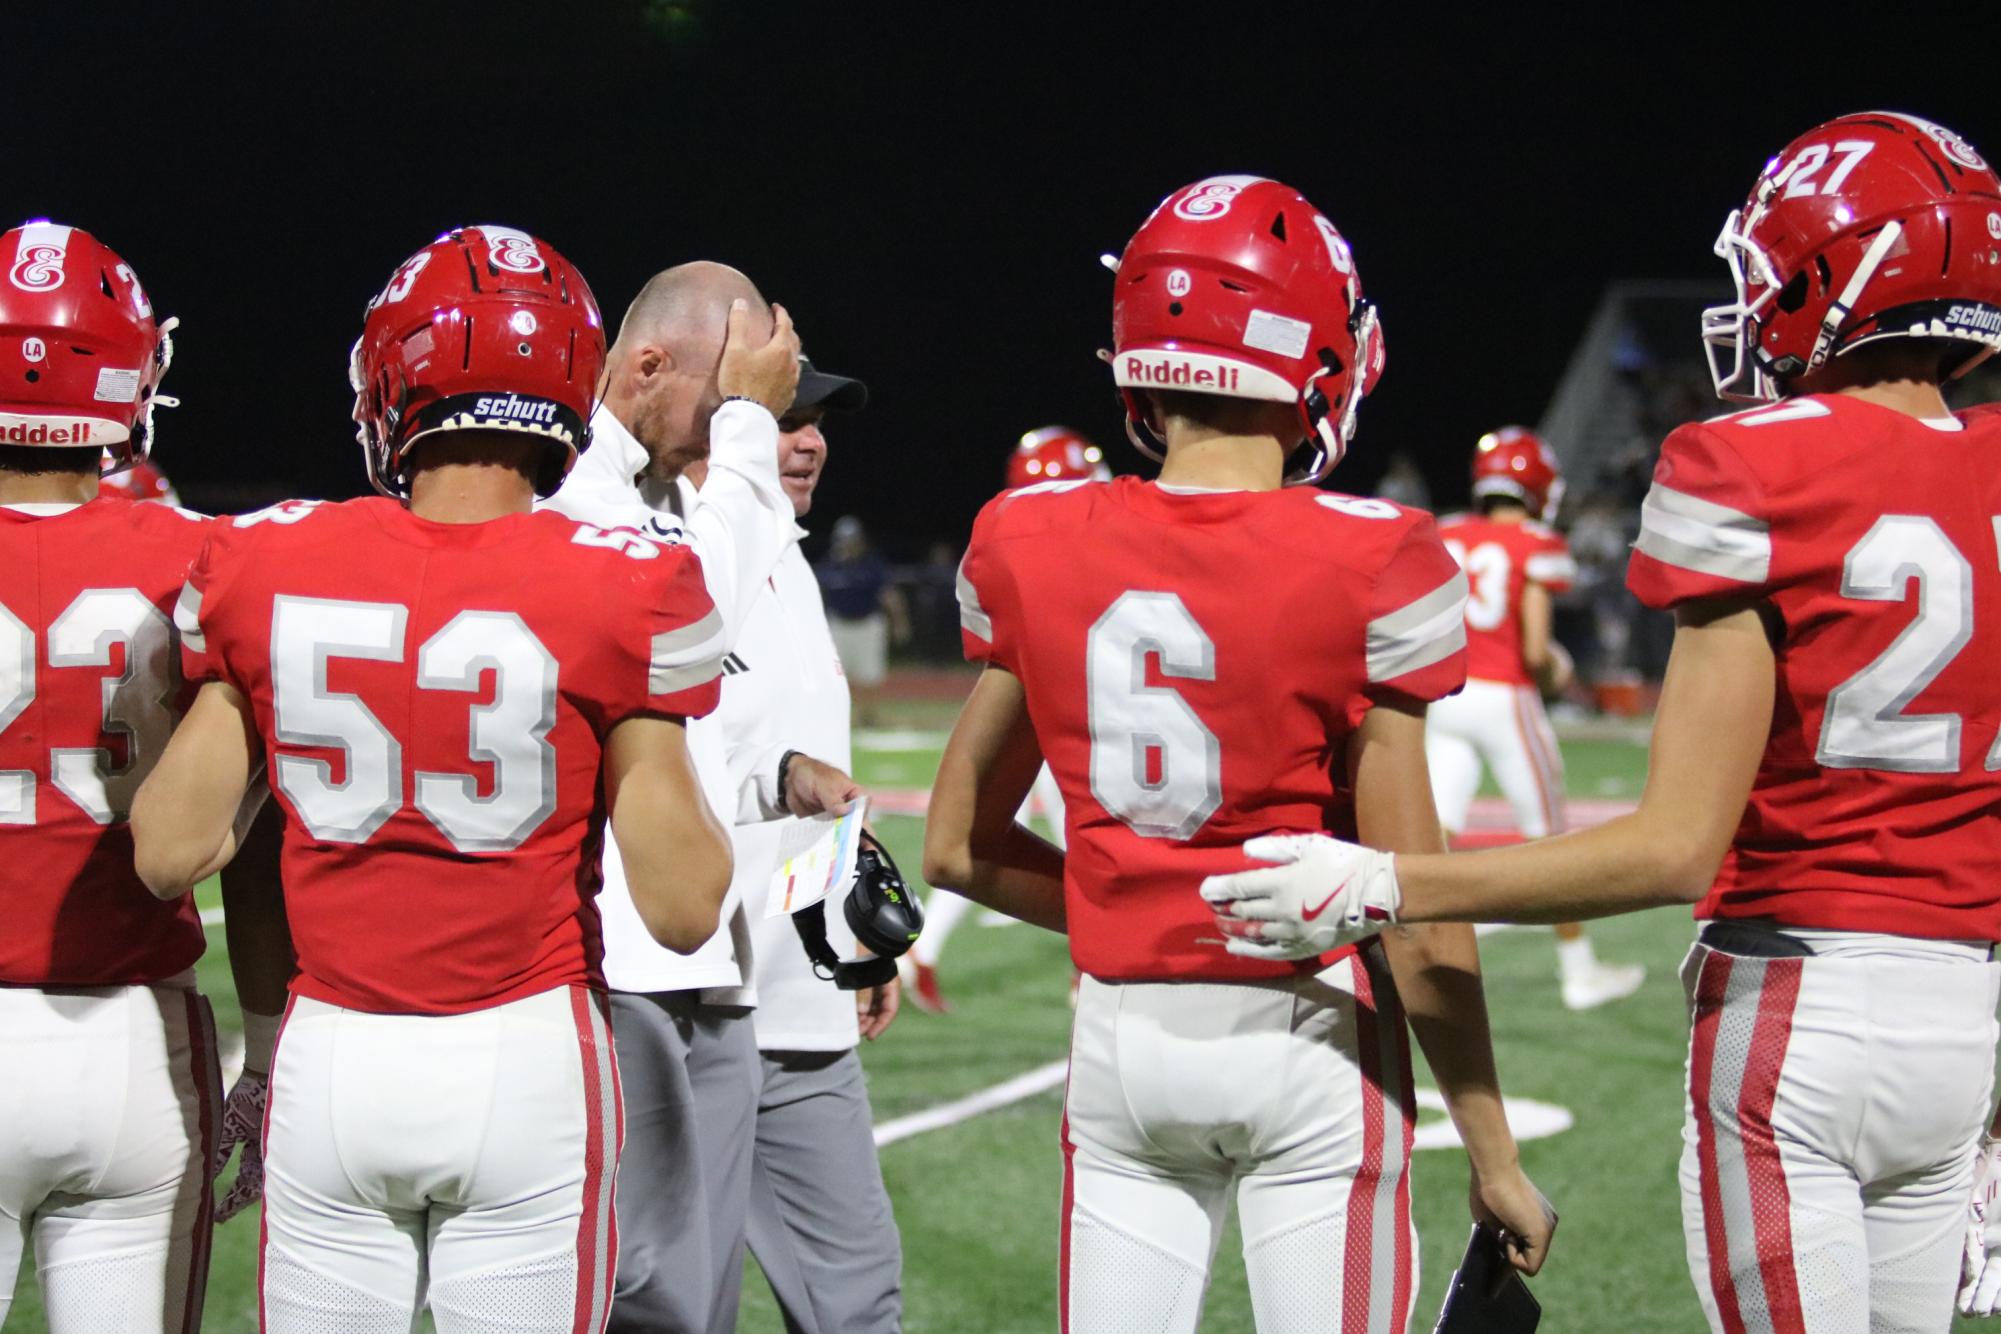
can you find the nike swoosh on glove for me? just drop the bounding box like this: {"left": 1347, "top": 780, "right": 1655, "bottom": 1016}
{"left": 1198, "top": 834, "right": 1400, "bottom": 960}
{"left": 212, "top": 1070, "right": 268, "bottom": 1224}
{"left": 1960, "top": 1135, "right": 2001, "bottom": 1315}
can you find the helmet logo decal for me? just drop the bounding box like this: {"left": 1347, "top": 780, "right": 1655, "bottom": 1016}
{"left": 21, "top": 338, "right": 45, "bottom": 363}
{"left": 1173, "top": 181, "right": 1245, "bottom": 222}
{"left": 1165, "top": 268, "right": 1192, "bottom": 297}
{"left": 486, "top": 230, "right": 547, "bottom": 274}
{"left": 509, "top": 310, "right": 539, "bottom": 336}
{"left": 9, "top": 243, "right": 66, "bottom": 293}
{"left": 1908, "top": 116, "right": 1989, "bottom": 171}
{"left": 1988, "top": 212, "right": 2001, "bottom": 240}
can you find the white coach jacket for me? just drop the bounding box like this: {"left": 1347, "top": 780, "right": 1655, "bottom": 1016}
{"left": 700, "top": 540, "right": 862, "bottom": 1050}
{"left": 541, "top": 401, "right": 794, "bottom": 994}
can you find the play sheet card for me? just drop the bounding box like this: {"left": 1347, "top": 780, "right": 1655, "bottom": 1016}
{"left": 765, "top": 797, "right": 869, "bottom": 918}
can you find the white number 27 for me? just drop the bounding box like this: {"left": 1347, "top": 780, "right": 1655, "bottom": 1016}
{"left": 1817, "top": 516, "right": 2001, "bottom": 773}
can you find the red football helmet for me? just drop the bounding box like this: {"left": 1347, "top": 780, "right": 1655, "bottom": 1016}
{"left": 350, "top": 225, "right": 605, "bottom": 499}
{"left": 1006, "top": 425, "right": 1110, "bottom": 489}
{"left": 1471, "top": 427, "right": 1563, "bottom": 520}
{"left": 98, "top": 454, "right": 181, "bottom": 506}
{"left": 1108, "top": 175, "right": 1383, "bottom": 483}
{"left": 0, "top": 221, "right": 175, "bottom": 472}
{"left": 1704, "top": 112, "right": 2001, "bottom": 401}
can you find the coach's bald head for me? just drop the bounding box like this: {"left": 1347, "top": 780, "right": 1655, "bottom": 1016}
{"left": 602, "top": 261, "right": 774, "bottom": 482}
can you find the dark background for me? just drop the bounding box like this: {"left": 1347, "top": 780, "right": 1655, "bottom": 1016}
{"left": 12, "top": 3, "right": 1987, "bottom": 548}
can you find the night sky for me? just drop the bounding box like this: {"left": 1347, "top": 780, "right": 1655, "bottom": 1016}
{"left": 14, "top": 4, "right": 1989, "bottom": 550}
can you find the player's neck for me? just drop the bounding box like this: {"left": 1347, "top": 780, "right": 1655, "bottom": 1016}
{"left": 1795, "top": 359, "right": 1952, "bottom": 420}
{"left": 1156, "top": 431, "right": 1286, "bottom": 492}
{"left": 407, "top": 463, "right": 537, "bottom": 524}
{"left": 0, "top": 470, "right": 97, "bottom": 505}
{"left": 1485, "top": 505, "right": 1529, "bottom": 527}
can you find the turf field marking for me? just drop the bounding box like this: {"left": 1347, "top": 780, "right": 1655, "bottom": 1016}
{"left": 201, "top": 906, "right": 226, "bottom": 928}
{"left": 872, "top": 1060, "right": 1576, "bottom": 1150}
{"left": 855, "top": 729, "right": 952, "bottom": 751}
{"left": 874, "top": 1059, "right": 1069, "bottom": 1146}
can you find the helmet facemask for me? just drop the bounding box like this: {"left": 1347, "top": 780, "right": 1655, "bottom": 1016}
{"left": 1702, "top": 206, "right": 1786, "bottom": 403}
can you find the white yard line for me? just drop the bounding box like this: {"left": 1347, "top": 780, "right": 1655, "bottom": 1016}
{"left": 873, "top": 1059, "right": 1069, "bottom": 1146}
{"left": 200, "top": 906, "right": 226, "bottom": 928}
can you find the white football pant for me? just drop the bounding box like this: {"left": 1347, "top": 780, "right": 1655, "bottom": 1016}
{"left": 260, "top": 985, "right": 622, "bottom": 1334}
{"left": 1424, "top": 679, "right": 1563, "bottom": 838}
{"left": 0, "top": 980, "right": 219, "bottom": 1334}
{"left": 1679, "top": 931, "right": 2001, "bottom": 1334}
{"left": 1064, "top": 948, "right": 1416, "bottom": 1334}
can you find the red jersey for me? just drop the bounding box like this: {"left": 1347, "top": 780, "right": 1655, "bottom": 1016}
{"left": 182, "top": 498, "right": 724, "bottom": 1014}
{"left": 1628, "top": 394, "right": 2001, "bottom": 940}
{"left": 0, "top": 497, "right": 209, "bottom": 986}
{"left": 958, "top": 477, "right": 1467, "bottom": 982}
{"left": 1436, "top": 513, "right": 1575, "bottom": 686}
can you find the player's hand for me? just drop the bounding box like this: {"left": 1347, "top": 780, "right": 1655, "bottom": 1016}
{"left": 857, "top": 976, "right": 900, "bottom": 1040}
{"left": 717, "top": 300, "right": 800, "bottom": 419}
{"left": 212, "top": 1069, "right": 268, "bottom": 1224}
{"left": 784, "top": 754, "right": 862, "bottom": 818}
{"left": 1198, "top": 834, "right": 1400, "bottom": 959}
{"left": 1472, "top": 1163, "right": 1557, "bottom": 1277}
{"left": 1959, "top": 1136, "right": 2001, "bottom": 1314}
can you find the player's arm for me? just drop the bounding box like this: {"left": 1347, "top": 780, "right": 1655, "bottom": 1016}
{"left": 677, "top": 302, "right": 803, "bottom": 648}
{"left": 604, "top": 714, "right": 734, "bottom": 953}
{"left": 1205, "top": 599, "right": 1772, "bottom": 944}
{"left": 922, "top": 664, "right": 1065, "bottom": 932}
{"left": 1352, "top": 702, "right": 1557, "bottom": 1274}
{"left": 1397, "top": 597, "right": 1770, "bottom": 922}
{"left": 220, "top": 798, "right": 293, "bottom": 1017}
{"left": 132, "top": 679, "right": 263, "bottom": 899}
{"left": 1519, "top": 580, "right": 1572, "bottom": 695}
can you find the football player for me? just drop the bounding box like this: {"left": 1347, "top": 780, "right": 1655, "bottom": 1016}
{"left": 926, "top": 176, "right": 1554, "bottom": 1331}
{"left": 0, "top": 221, "right": 259, "bottom": 1334}
{"left": 129, "top": 225, "right": 771, "bottom": 1333}
{"left": 1203, "top": 114, "right": 2001, "bottom": 1332}
{"left": 1430, "top": 429, "right": 1645, "bottom": 1010}
{"left": 905, "top": 425, "right": 1109, "bottom": 1015}
{"left": 99, "top": 453, "right": 183, "bottom": 506}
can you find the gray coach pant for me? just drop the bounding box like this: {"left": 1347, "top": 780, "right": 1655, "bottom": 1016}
{"left": 607, "top": 992, "right": 760, "bottom": 1334}
{"left": 745, "top": 1048, "right": 902, "bottom": 1333}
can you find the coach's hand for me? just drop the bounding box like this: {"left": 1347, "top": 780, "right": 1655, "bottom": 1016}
{"left": 1199, "top": 834, "right": 1400, "bottom": 959}
{"left": 858, "top": 975, "right": 900, "bottom": 1040}
{"left": 213, "top": 1069, "right": 269, "bottom": 1224}
{"left": 1474, "top": 1163, "right": 1557, "bottom": 1277}
{"left": 784, "top": 754, "right": 863, "bottom": 818}
{"left": 718, "top": 300, "right": 801, "bottom": 418}
{"left": 1960, "top": 1137, "right": 2001, "bottom": 1314}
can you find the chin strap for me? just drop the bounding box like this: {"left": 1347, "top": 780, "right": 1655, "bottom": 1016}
{"left": 1811, "top": 221, "right": 1905, "bottom": 371}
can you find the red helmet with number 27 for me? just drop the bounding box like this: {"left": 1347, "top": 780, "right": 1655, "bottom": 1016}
{"left": 350, "top": 225, "right": 605, "bottom": 500}
{"left": 1703, "top": 111, "right": 2001, "bottom": 401}
{"left": 1108, "top": 175, "right": 1383, "bottom": 483}
{"left": 0, "top": 221, "right": 175, "bottom": 473}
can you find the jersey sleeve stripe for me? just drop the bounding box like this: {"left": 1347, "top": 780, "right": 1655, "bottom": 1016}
{"left": 173, "top": 582, "right": 205, "bottom": 653}
{"left": 649, "top": 608, "right": 726, "bottom": 693}
{"left": 1366, "top": 571, "right": 1468, "bottom": 683}
{"left": 1635, "top": 483, "right": 1771, "bottom": 583}
{"left": 1524, "top": 552, "right": 1578, "bottom": 584}
{"left": 955, "top": 556, "right": 992, "bottom": 641}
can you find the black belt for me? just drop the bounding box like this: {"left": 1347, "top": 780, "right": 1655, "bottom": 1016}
{"left": 1698, "top": 920, "right": 1815, "bottom": 958}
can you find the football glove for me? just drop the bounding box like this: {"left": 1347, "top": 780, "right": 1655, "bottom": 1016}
{"left": 1198, "top": 834, "right": 1400, "bottom": 960}
{"left": 212, "top": 1070, "right": 268, "bottom": 1224}
{"left": 1960, "top": 1135, "right": 2001, "bottom": 1315}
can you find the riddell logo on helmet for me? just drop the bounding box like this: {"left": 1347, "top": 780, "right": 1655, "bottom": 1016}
{"left": 471, "top": 393, "right": 560, "bottom": 424}
{"left": 1121, "top": 356, "right": 1242, "bottom": 392}
{"left": 0, "top": 419, "right": 94, "bottom": 445}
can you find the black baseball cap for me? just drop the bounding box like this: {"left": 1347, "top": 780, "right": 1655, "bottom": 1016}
{"left": 792, "top": 356, "right": 868, "bottom": 413}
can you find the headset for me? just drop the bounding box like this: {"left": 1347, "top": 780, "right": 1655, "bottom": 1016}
{"left": 791, "top": 828, "right": 926, "bottom": 990}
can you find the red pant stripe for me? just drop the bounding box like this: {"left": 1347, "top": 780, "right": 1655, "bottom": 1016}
{"left": 180, "top": 992, "right": 220, "bottom": 1334}
{"left": 1386, "top": 968, "right": 1416, "bottom": 1334}
{"left": 1690, "top": 951, "right": 1747, "bottom": 1334}
{"left": 571, "top": 987, "right": 617, "bottom": 1334}
{"left": 1342, "top": 954, "right": 1386, "bottom": 1334}
{"left": 1741, "top": 960, "right": 1807, "bottom": 1332}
